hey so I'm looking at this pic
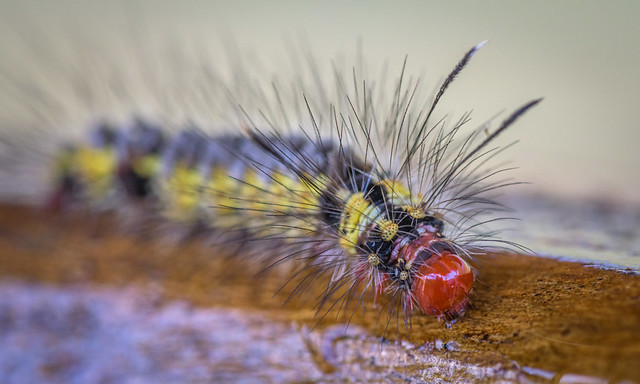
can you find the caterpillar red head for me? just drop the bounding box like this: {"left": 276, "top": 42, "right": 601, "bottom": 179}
{"left": 391, "top": 226, "right": 474, "bottom": 319}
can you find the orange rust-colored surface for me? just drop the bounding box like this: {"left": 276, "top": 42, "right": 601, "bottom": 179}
{"left": 0, "top": 204, "right": 639, "bottom": 382}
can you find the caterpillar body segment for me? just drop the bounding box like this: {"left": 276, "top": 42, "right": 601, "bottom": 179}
{"left": 116, "top": 119, "right": 166, "bottom": 200}
{"left": 47, "top": 122, "right": 120, "bottom": 210}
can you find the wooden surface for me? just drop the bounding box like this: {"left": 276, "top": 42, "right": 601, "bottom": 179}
{"left": 0, "top": 204, "right": 639, "bottom": 383}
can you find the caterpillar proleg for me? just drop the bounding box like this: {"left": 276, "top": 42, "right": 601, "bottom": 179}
{"left": 47, "top": 42, "right": 541, "bottom": 334}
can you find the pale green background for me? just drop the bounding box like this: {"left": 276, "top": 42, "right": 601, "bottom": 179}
{"left": 2, "top": 0, "right": 639, "bottom": 204}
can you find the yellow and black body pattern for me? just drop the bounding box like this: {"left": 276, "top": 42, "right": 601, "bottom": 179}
{"left": 47, "top": 42, "right": 541, "bottom": 330}
{"left": 58, "top": 123, "right": 439, "bottom": 271}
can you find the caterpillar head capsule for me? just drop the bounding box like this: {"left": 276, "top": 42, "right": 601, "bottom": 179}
{"left": 392, "top": 230, "right": 474, "bottom": 318}
{"left": 412, "top": 250, "right": 474, "bottom": 318}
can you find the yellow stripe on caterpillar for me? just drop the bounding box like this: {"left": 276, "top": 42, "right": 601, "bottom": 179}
{"left": 75, "top": 146, "right": 117, "bottom": 199}
{"left": 203, "top": 167, "right": 321, "bottom": 236}
{"left": 163, "top": 163, "right": 203, "bottom": 222}
{"left": 338, "top": 192, "right": 384, "bottom": 255}
{"left": 339, "top": 193, "right": 368, "bottom": 254}
{"left": 267, "top": 171, "right": 322, "bottom": 214}
{"left": 239, "top": 169, "right": 268, "bottom": 214}
{"left": 205, "top": 166, "right": 240, "bottom": 216}
{"left": 132, "top": 155, "right": 161, "bottom": 179}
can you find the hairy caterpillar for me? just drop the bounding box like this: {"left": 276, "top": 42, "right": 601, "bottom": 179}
{"left": 46, "top": 42, "right": 541, "bottom": 334}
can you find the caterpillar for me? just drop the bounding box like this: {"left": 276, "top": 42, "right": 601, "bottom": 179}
{"left": 46, "top": 42, "right": 541, "bottom": 334}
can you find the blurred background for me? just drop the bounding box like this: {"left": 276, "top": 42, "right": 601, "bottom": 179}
{"left": 1, "top": 0, "right": 638, "bottom": 204}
